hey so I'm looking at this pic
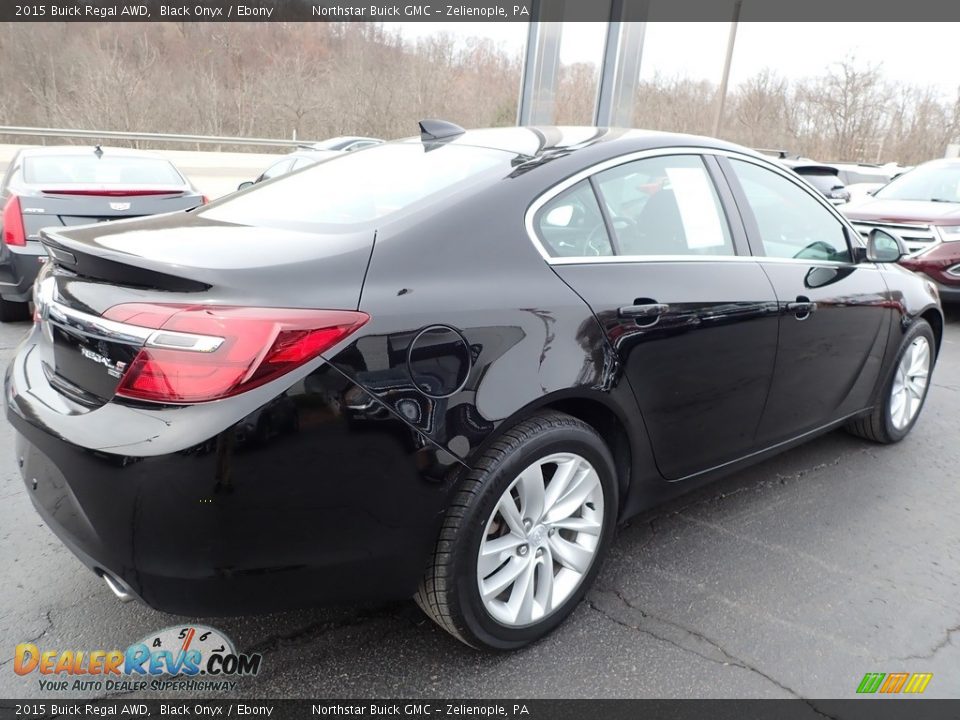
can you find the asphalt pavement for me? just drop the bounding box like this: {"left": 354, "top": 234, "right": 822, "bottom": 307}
{"left": 0, "top": 311, "right": 958, "bottom": 701}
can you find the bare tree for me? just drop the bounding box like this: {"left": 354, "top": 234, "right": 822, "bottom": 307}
{"left": 0, "top": 23, "right": 955, "bottom": 164}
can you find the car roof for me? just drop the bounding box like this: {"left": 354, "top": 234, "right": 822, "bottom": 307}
{"left": 396, "top": 126, "right": 756, "bottom": 162}
{"left": 915, "top": 158, "right": 960, "bottom": 169}
{"left": 323, "top": 135, "right": 382, "bottom": 144}
{"left": 828, "top": 161, "right": 885, "bottom": 170}
{"left": 308, "top": 136, "right": 384, "bottom": 150}
{"left": 284, "top": 149, "right": 339, "bottom": 161}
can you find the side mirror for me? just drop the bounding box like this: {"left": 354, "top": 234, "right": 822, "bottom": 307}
{"left": 237, "top": 181, "right": 254, "bottom": 191}
{"left": 865, "top": 228, "right": 907, "bottom": 263}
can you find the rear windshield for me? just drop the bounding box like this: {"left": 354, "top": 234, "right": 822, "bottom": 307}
{"left": 23, "top": 155, "right": 185, "bottom": 186}
{"left": 202, "top": 142, "right": 511, "bottom": 230}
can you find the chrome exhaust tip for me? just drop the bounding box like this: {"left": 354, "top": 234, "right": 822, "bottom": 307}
{"left": 100, "top": 571, "right": 135, "bottom": 603}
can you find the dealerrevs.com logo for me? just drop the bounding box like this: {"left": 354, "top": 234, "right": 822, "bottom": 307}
{"left": 13, "top": 625, "right": 262, "bottom": 693}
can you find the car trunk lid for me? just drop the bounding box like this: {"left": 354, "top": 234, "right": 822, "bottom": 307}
{"left": 34, "top": 214, "right": 375, "bottom": 406}
{"left": 19, "top": 188, "right": 203, "bottom": 242}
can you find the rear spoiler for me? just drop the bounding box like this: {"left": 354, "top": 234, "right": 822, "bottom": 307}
{"left": 791, "top": 165, "right": 840, "bottom": 176}
{"left": 40, "top": 230, "right": 210, "bottom": 293}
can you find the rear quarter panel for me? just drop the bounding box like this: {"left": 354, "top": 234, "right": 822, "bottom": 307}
{"left": 329, "top": 165, "right": 661, "bottom": 515}
{"left": 877, "top": 262, "right": 944, "bottom": 366}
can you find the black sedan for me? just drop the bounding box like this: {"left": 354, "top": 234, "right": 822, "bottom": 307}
{"left": 0, "top": 145, "right": 205, "bottom": 321}
{"left": 5, "top": 123, "right": 941, "bottom": 650}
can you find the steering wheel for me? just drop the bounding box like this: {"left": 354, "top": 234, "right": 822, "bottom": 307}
{"left": 586, "top": 216, "right": 639, "bottom": 256}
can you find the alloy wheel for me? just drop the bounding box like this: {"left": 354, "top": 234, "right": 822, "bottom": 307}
{"left": 476, "top": 452, "right": 604, "bottom": 627}
{"left": 890, "top": 336, "right": 931, "bottom": 431}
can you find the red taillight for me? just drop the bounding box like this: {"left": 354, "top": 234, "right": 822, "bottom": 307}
{"left": 2, "top": 195, "right": 26, "bottom": 247}
{"left": 101, "top": 304, "right": 369, "bottom": 404}
{"left": 201, "top": 195, "right": 210, "bottom": 205}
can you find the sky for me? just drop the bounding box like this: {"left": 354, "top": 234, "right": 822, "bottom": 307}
{"left": 390, "top": 22, "right": 960, "bottom": 100}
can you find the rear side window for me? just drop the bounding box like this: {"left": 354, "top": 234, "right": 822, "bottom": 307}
{"left": 536, "top": 180, "right": 612, "bottom": 258}
{"left": 204, "top": 143, "right": 509, "bottom": 230}
{"left": 730, "top": 159, "right": 852, "bottom": 263}
{"left": 23, "top": 156, "right": 184, "bottom": 185}
{"left": 593, "top": 155, "right": 734, "bottom": 257}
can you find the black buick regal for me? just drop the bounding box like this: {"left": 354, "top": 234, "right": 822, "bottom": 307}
{"left": 5, "top": 123, "right": 942, "bottom": 650}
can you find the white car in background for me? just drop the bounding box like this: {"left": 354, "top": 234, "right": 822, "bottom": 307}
{"left": 238, "top": 136, "right": 384, "bottom": 190}
{"left": 308, "top": 136, "right": 383, "bottom": 153}
{"left": 831, "top": 162, "right": 911, "bottom": 204}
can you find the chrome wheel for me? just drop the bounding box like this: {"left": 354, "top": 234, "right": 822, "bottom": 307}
{"left": 476, "top": 452, "right": 604, "bottom": 627}
{"left": 890, "top": 336, "right": 931, "bottom": 431}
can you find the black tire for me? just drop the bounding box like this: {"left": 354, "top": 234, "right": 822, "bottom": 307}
{"left": 0, "top": 298, "right": 29, "bottom": 323}
{"left": 846, "top": 319, "right": 936, "bottom": 444}
{"left": 416, "top": 411, "right": 618, "bottom": 650}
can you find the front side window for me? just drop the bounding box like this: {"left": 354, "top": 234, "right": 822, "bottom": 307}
{"left": 346, "top": 141, "right": 378, "bottom": 152}
{"left": 535, "top": 180, "right": 612, "bottom": 258}
{"left": 730, "top": 159, "right": 852, "bottom": 263}
{"left": 260, "top": 159, "right": 294, "bottom": 181}
{"left": 592, "top": 155, "right": 734, "bottom": 257}
{"left": 290, "top": 157, "right": 319, "bottom": 171}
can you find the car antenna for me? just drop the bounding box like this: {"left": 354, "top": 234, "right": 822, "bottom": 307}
{"left": 419, "top": 119, "right": 465, "bottom": 143}
{"left": 94, "top": 145, "right": 103, "bottom": 158}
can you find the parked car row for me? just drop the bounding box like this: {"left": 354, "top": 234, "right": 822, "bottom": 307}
{"left": 758, "top": 149, "right": 909, "bottom": 206}
{"left": 754, "top": 149, "right": 960, "bottom": 300}
{"left": 0, "top": 136, "right": 387, "bottom": 322}
{"left": 779, "top": 159, "right": 852, "bottom": 205}
{"left": 844, "top": 158, "right": 960, "bottom": 301}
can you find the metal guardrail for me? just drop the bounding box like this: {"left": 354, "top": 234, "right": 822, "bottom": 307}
{"left": 0, "top": 126, "right": 310, "bottom": 149}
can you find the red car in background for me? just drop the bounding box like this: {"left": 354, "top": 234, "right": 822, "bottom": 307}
{"left": 844, "top": 158, "right": 960, "bottom": 301}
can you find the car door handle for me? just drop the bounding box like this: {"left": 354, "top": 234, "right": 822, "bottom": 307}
{"left": 618, "top": 303, "right": 669, "bottom": 319}
{"left": 786, "top": 298, "right": 817, "bottom": 318}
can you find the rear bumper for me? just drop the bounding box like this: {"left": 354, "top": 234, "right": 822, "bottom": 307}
{"left": 0, "top": 242, "right": 45, "bottom": 302}
{"left": 5, "top": 329, "right": 456, "bottom": 615}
